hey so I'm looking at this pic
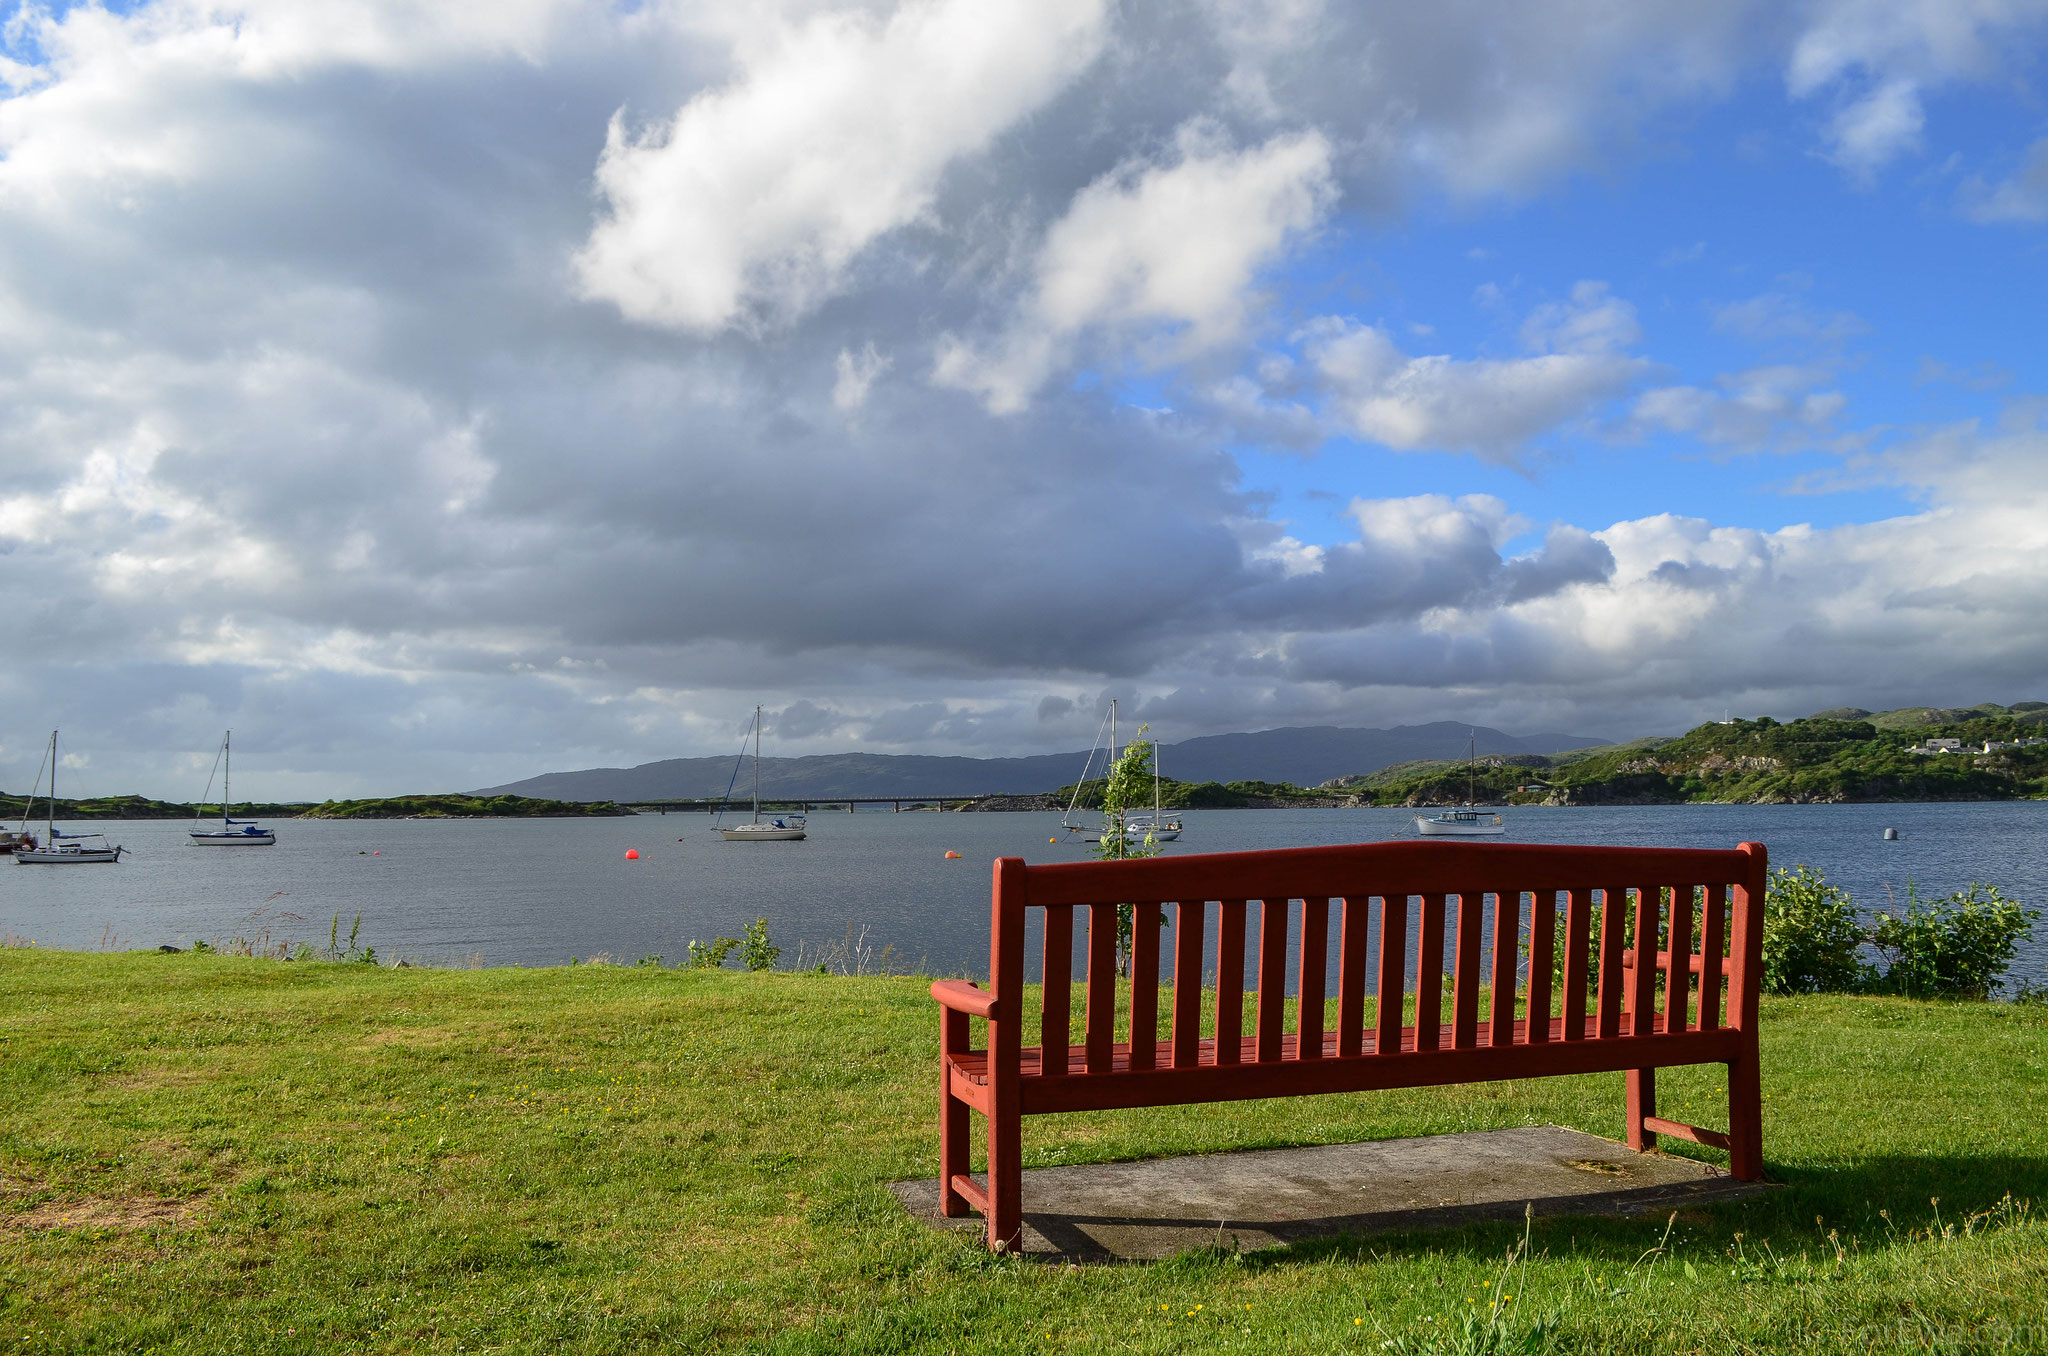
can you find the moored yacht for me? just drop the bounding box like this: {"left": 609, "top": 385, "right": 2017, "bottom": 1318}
{"left": 13, "top": 731, "right": 124, "bottom": 864}
{"left": 1412, "top": 731, "right": 1506, "bottom": 838}
{"left": 189, "top": 731, "right": 276, "bottom": 846}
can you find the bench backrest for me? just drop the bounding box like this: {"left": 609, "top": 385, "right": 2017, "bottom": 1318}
{"left": 984, "top": 841, "right": 1767, "bottom": 1077}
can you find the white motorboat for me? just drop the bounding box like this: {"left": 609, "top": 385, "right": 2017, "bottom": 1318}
{"left": 1414, "top": 807, "right": 1505, "bottom": 836}
{"left": 189, "top": 730, "right": 276, "bottom": 846}
{"left": 715, "top": 706, "right": 806, "bottom": 842}
{"left": 1413, "top": 730, "right": 1505, "bottom": 838}
{"left": 718, "top": 819, "right": 808, "bottom": 842}
{"left": 13, "top": 731, "right": 124, "bottom": 864}
{"left": 1122, "top": 814, "right": 1182, "bottom": 843}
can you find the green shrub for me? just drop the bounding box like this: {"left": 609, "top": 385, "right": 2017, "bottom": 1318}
{"left": 1868, "top": 883, "right": 2039, "bottom": 999}
{"left": 1762, "top": 865, "right": 1870, "bottom": 994}
{"left": 687, "top": 936, "right": 738, "bottom": 969}
{"left": 740, "top": 919, "right": 779, "bottom": 972}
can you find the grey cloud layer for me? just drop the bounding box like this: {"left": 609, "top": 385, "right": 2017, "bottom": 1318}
{"left": 0, "top": 0, "right": 2044, "bottom": 794}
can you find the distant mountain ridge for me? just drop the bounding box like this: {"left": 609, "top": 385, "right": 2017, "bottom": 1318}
{"left": 473, "top": 722, "right": 1611, "bottom": 802}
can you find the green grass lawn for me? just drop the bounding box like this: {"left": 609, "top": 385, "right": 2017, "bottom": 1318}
{"left": 3, "top": 950, "right": 2046, "bottom": 1354}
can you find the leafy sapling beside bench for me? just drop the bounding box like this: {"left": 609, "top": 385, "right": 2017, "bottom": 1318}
{"left": 930, "top": 840, "right": 1768, "bottom": 1251}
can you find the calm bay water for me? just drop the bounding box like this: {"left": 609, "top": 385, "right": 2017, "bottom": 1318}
{"left": 2, "top": 803, "right": 2044, "bottom": 987}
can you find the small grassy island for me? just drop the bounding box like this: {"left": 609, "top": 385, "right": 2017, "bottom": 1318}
{"left": 1, "top": 948, "right": 2043, "bottom": 1352}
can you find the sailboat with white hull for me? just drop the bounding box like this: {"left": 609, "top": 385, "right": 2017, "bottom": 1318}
{"left": 1413, "top": 731, "right": 1505, "bottom": 837}
{"left": 715, "top": 707, "right": 806, "bottom": 841}
{"left": 14, "top": 731, "right": 125, "bottom": 864}
{"left": 1061, "top": 701, "right": 1182, "bottom": 845}
{"left": 190, "top": 731, "right": 276, "bottom": 846}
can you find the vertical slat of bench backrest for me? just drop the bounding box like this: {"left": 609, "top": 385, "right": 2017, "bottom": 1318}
{"left": 1215, "top": 900, "right": 1247, "bottom": 1065}
{"left": 1489, "top": 889, "right": 1520, "bottom": 1049}
{"left": 1728, "top": 845, "right": 1766, "bottom": 1035}
{"left": 1041, "top": 905, "right": 1072, "bottom": 1075}
{"left": 1375, "top": 896, "right": 1407, "bottom": 1056}
{"left": 1298, "top": 898, "right": 1328, "bottom": 1059}
{"left": 1698, "top": 884, "right": 1726, "bottom": 1031}
{"left": 1629, "top": 885, "right": 1659, "bottom": 1037}
{"left": 1337, "top": 896, "right": 1371, "bottom": 1057}
{"left": 1415, "top": 895, "right": 1444, "bottom": 1051}
{"left": 1526, "top": 889, "right": 1555, "bottom": 1044}
{"left": 1172, "top": 901, "right": 1204, "bottom": 1068}
{"left": 1085, "top": 903, "right": 1116, "bottom": 1072}
{"left": 1596, "top": 887, "right": 1626, "bottom": 1039}
{"left": 1256, "top": 898, "right": 1288, "bottom": 1062}
{"left": 1665, "top": 885, "right": 1695, "bottom": 1033}
{"left": 1562, "top": 887, "right": 1591, "bottom": 1040}
{"left": 1451, "top": 892, "right": 1482, "bottom": 1049}
{"left": 1129, "top": 902, "right": 1161, "bottom": 1069}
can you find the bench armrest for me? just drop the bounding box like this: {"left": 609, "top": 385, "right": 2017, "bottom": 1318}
{"left": 931, "top": 979, "right": 999, "bottom": 1020}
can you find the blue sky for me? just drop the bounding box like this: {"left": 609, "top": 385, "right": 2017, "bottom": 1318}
{"left": 2, "top": 1, "right": 2047, "bottom": 796}
{"left": 1206, "top": 79, "right": 2046, "bottom": 549}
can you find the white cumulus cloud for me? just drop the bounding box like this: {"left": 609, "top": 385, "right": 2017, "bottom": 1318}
{"left": 1306, "top": 282, "right": 1647, "bottom": 463}
{"left": 933, "top": 121, "right": 1334, "bottom": 413}
{"left": 576, "top": 0, "right": 1107, "bottom": 332}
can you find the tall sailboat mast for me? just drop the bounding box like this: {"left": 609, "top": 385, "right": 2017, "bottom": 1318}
{"left": 752, "top": 706, "right": 762, "bottom": 823}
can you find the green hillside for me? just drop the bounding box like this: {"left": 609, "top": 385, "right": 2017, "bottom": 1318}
{"left": 2, "top": 794, "right": 310, "bottom": 821}
{"left": 1352, "top": 702, "right": 2048, "bottom": 806}
{"left": 298, "top": 794, "right": 629, "bottom": 819}
{"left": 5, "top": 793, "right": 628, "bottom": 821}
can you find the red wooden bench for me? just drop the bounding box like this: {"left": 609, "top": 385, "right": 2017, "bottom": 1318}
{"left": 930, "top": 840, "right": 1767, "bottom": 1251}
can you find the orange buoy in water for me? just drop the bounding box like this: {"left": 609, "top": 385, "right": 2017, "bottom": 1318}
{"left": 945, "top": 850, "right": 962, "bottom": 859}
{"left": 624, "top": 849, "right": 640, "bottom": 860}
{"left": 1049, "top": 837, "right": 1057, "bottom": 843}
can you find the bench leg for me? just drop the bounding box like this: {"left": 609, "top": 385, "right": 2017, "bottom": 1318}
{"left": 938, "top": 1009, "right": 970, "bottom": 1218}
{"left": 938, "top": 1090, "right": 970, "bottom": 1218}
{"left": 1727, "top": 1053, "right": 1764, "bottom": 1181}
{"left": 1626, "top": 1067, "right": 1656, "bottom": 1152}
{"left": 987, "top": 1102, "right": 1022, "bottom": 1252}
